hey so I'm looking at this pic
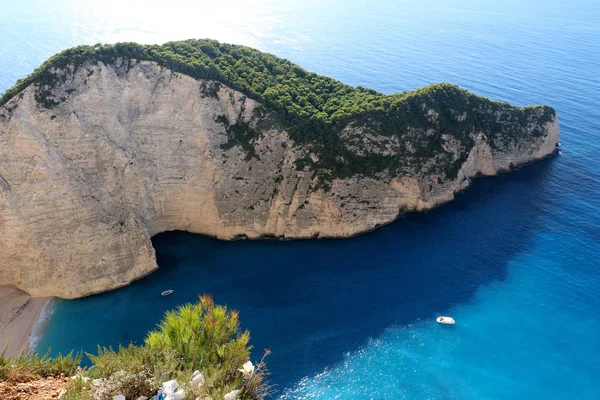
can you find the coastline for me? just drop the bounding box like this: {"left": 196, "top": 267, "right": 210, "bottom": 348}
{"left": 0, "top": 285, "right": 50, "bottom": 357}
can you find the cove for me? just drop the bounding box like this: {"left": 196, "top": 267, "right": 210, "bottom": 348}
{"left": 37, "top": 157, "right": 558, "bottom": 391}
{"left": 6, "top": 0, "right": 599, "bottom": 397}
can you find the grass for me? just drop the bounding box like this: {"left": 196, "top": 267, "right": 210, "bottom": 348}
{"left": 0, "top": 348, "right": 82, "bottom": 382}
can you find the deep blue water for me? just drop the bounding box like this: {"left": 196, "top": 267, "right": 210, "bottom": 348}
{"left": 3, "top": 0, "right": 600, "bottom": 398}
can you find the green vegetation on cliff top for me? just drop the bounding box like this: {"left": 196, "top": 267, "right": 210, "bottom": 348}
{"left": 0, "top": 39, "right": 555, "bottom": 181}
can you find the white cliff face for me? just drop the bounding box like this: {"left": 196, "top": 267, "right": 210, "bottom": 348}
{"left": 0, "top": 61, "right": 559, "bottom": 298}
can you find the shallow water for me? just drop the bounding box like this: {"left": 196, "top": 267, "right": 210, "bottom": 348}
{"left": 3, "top": 0, "right": 599, "bottom": 398}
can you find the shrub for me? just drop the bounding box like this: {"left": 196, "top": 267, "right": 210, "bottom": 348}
{"left": 0, "top": 348, "right": 82, "bottom": 382}
{"left": 86, "top": 344, "right": 158, "bottom": 380}
{"left": 145, "top": 295, "right": 250, "bottom": 376}
{"left": 0, "top": 296, "right": 271, "bottom": 399}
{"left": 69, "top": 295, "right": 271, "bottom": 399}
{"left": 92, "top": 369, "right": 155, "bottom": 400}
{"left": 62, "top": 377, "right": 94, "bottom": 400}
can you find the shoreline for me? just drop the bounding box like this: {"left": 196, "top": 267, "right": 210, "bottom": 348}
{"left": 0, "top": 285, "right": 51, "bottom": 357}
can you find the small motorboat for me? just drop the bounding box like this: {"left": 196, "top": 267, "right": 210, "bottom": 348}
{"left": 437, "top": 316, "right": 455, "bottom": 325}
{"left": 161, "top": 290, "right": 174, "bottom": 297}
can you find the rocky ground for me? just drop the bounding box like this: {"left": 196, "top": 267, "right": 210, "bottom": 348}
{"left": 0, "top": 375, "right": 67, "bottom": 400}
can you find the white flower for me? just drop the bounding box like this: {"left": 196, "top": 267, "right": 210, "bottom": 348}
{"left": 113, "top": 396, "right": 125, "bottom": 400}
{"left": 191, "top": 370, "right": 205, "bottom": 388}
{"left": 238, "top": 361, "right": 255, "bottom": 379}
{"left": 224, "top": 389, "right": 241, "bottom": 400}
{"left": 162, "top": 379, "right": 186, "bottom": 400}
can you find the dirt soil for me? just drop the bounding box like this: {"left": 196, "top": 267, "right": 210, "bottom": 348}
{"left": 0, "top": 375, "right": 68, "bottom": 400}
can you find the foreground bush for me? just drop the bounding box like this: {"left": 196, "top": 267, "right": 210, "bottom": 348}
{"left": 0, "top": 349, "right": 81, "bottom": 382}
{"left": 67, "top": 294, "right": 271, "bottom": 400}
{"left": 1, "top": 295, "right": 271, "bottom": 400}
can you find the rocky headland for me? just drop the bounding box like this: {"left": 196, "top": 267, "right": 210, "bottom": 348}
{"left": 0, "top": 40, "right": 559, "bottom": 298}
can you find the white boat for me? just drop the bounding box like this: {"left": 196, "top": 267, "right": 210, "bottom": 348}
{"left": 437, "top": 316, "right": 455, "bottom": 325}
{"left": 161, "top": 290, "right": 174, "bottom": 296}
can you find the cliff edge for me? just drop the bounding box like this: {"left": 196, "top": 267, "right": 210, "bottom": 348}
{"left": 0, "top": 40, "right": 559, "bottom": 298}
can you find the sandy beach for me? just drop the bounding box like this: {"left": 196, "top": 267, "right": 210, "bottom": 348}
{"left": 0, "top": 285, "right": 49, "bottom": 357}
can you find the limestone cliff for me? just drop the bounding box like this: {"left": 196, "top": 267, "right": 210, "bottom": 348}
{"left": 0, "top": 59, "right": 559, "bottom": 298}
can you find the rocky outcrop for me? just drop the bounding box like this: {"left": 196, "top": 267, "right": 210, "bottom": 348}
{"left": 0, "top": 61, "right": 559, "bottom": 298}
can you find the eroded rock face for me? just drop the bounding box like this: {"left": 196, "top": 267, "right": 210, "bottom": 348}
{"left": 0, "top": 61, "right": 559, "bottom": 298}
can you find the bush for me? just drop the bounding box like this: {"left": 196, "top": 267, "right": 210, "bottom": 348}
{"left": 0, "top": 296, "right": 271, "bottom": 399}
{"left": 146, "top": 295, "right": 250, "bottom": 376}
{"left": 0, "top": 348, "right": 82, "bottom": 382}
{"left": 62, "top": 377, "right": 94, "bottom": 400}
{"left": 86, "top": 344, "right": 158, "bottom": 380}
{"left": 92, "top": 370, "right": 155, "bottom": 400}
{"left": 69, "top": 295, "right": 271, "bottom": 400}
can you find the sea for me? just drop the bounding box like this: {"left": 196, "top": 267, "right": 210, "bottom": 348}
{"left": 2, "top": 0, "right": 599, "bottom": 398}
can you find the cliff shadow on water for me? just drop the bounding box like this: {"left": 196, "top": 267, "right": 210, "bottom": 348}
{"left": 38, "top": 158, "right": 559, "bottom": 390}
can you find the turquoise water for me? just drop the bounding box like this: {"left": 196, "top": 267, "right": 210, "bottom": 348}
{"left": 3, "top": 0, "right": 600, "bottom": 398}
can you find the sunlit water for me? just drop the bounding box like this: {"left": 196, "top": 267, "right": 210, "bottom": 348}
{"left": 2, "top": 0, "right": 599, "bottom": 398}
